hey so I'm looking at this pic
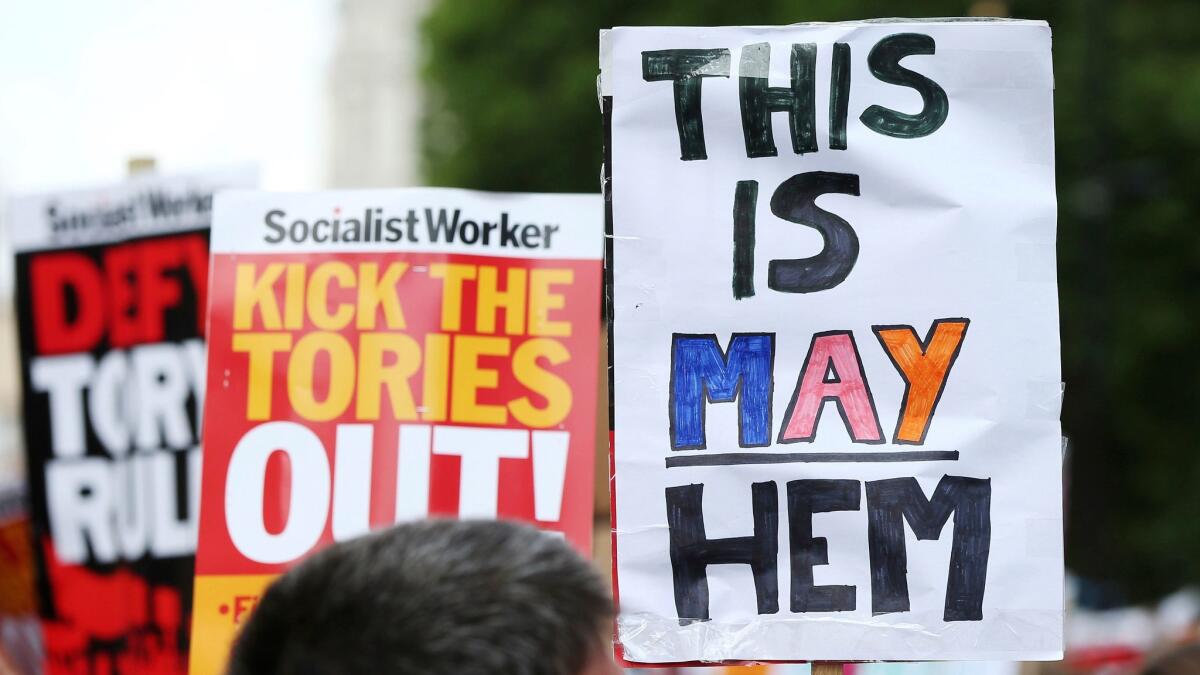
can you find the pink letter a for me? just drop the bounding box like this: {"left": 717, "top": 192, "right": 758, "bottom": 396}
{"left": 780, "top": 331, "right": 883, "bottom": 443}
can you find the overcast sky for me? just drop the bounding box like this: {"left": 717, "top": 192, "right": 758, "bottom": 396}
{"left": 0, "top": 0, "right": 335, "bottom": 194}
{"left": 0, "top": 1, "right": 338, "bottom": 477}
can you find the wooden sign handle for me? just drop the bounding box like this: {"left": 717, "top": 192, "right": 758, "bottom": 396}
{"left": 812, "top": 663, "right": 845, "bottom": 675}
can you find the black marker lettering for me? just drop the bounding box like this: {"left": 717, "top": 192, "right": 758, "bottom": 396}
{"left": 642, "top": 49, "right": 732, "bottom": 161}
{"left": 866, "top": 475, "right": 991, "bottom": 621}
{"left": 767, "top": 171, "right": 861, "bottom": 293}
{"left": 788, "top": 479, "right": 860, "bottom": 612}
{"left": 666, "top": 482, "right": 779, "bottom": 621}
{"left": 829, "top": 43, "right": 851, "bottom": 150}
{"left": 738, "top": 43, "right": 817, "bottom": 157}
{"left": 860, "top": 33, "right": 949, "bottom": 139}
{"left": 732, "top": 180, "right": 758, "bottom": 299}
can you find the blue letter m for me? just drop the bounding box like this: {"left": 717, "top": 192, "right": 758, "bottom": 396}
{"left": 670, "top": 333, "right": 774, "bottom": 449}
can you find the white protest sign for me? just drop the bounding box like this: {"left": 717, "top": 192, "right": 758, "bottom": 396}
{"left": 604, "top": 19, "right": 1061, "bottom": 663}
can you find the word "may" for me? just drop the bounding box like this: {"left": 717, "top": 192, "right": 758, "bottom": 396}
{"left": 670, "top": 319, "right": 969, "bottom": 448}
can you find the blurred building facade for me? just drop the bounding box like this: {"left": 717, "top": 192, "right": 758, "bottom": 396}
{"left": 327, "top": 0, "right": 430, "bottom": 188}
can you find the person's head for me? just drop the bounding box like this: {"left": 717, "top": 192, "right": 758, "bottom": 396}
{"left": 227, "top": 519, "right": 617, "bottom": 675}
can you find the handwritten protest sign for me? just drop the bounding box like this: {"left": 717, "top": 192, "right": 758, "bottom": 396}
{"left": 603, "top": 20, "right": 1062, "bottom": 663}
{"left": 8, "top": 168, "right": 254, "bottom": 674}
{"left": 189, "top": 188, "right": 602, "bottom": 674}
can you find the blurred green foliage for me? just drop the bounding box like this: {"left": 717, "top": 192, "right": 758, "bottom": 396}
{"left": 422, "top": 0, "right": 1200, "bottom": 602}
